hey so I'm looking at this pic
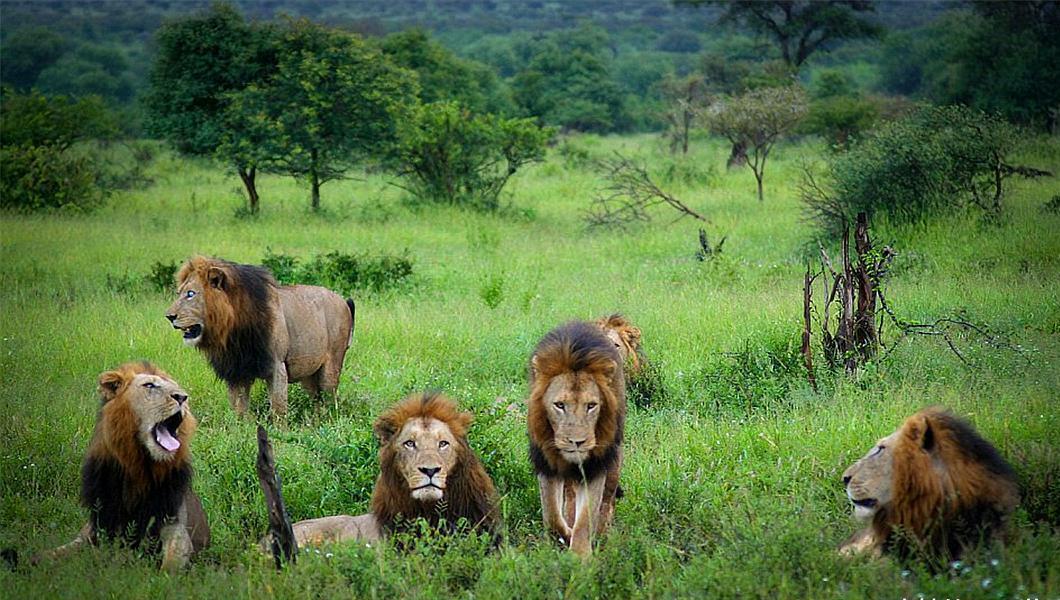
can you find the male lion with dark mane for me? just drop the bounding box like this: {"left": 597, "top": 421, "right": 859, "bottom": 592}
{"left": 166, "top": 256, "right": 355, "bottom": 418}
{"left": 277, "top": 392, "right": 500, "bottom": 547}
{"left": 840, "top": 407, "right": 1019, "bottom": 564}
{"left": 528, "top": 321, "right": 626, "bottom": 556}
{"left": 32, "top": 362, "right": 209, "bottom": 572}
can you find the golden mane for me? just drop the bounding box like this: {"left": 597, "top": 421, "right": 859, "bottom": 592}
{"left": 876, "top": 407, "right": 1019, "bottom": 561}
{"left": 370, "top": 392, "right": 500, "bottom": 536}
{"left": 528, "top": 321, "right": 626, "bottom": 480}
{"left": 594, "top": 313, "right": 644, "bottom": 374}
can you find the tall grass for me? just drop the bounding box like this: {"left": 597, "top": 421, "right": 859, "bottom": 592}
{"left": 1, "top": 135, "right": 1058, "bottom": 598}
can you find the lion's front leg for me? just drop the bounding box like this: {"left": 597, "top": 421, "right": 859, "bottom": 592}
{"left": 538, "top": 474, "right": 572, "bottom": 543}
{"left": 30, "top": 522, "right": 93, "bottom": 565}
{"left": 838, "top": 527, "right": 882, "bottom": 557}
{"left": 227, "top": 384, "right": 251, "bottom": 417}
{"left": 159, "top": 521, "right": 193, "bottom": 573}
{"left": 267, "top": 362, "right": 289, "bottom": 419}
{"left": 569, "top": 474, "right": 606, "bottom": 557}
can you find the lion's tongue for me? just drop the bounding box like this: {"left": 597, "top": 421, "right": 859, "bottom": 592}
{"left": 155, "top": 425, "right": 181, "bottom": 452}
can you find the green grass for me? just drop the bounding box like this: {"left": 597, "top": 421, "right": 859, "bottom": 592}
{"left": 2, "top": 134, "right": 1059, "bottom": 598}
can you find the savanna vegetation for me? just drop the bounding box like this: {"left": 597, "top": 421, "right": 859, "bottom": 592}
{"left": 1, "top": 1, "right": 1059, "bottom": 598}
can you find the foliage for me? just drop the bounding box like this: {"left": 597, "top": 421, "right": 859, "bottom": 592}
{"left": 702, "top": 85, "right": 808, "bottom": 200}
{"left": 386, "top": 102, "right": 551, "bottom": 211}
{"left": 801, "top": 105, "right": 1041, "bottom": 234}
{"left": 262, "top": 249, "right": 414, "bottom": 294}
{"left": 658, "top": 74, "right": 711, "bottom": 155}
{"left": 223, "top": 18, "right": 417, "bottom": 210}
{"left": 511, "top": 25, "right": 627, "bottom": 132}
{"left": 800, "top": 71, "right": 878, "bottom": 148}
{"left": 0, "top": 89, "right": 118, "bottom": 211}
{"left": 145, "top": 260, "right": 179, "bottom": 293}
{"left": 679, "top": 0, "right": 882, "bottom": 69}
{"left": 0, "top": 26, "right": 70, "bottom": 90}
{"left": 380, "top": 29, "right": 514, "bottom": 116}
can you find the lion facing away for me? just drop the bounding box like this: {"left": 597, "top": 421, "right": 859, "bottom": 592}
{"left": 33, "top": 362, "right": 209, "bottom": 572}
{"left": 282, "top": 392, "right": 500, "bottom": 548}
{"left": 528, "top": 321, "right": 626, "bottom": 556}
{"left": 840, "top": 407, "right": 1019, "bottom": 564}
{"left": 166, "top": 256, "right": 355, "bottom": 418}
{"left": 594, "top": 314, "right": 644, "bottom": 377}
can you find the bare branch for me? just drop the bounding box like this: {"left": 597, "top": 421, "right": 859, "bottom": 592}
{"left": 585, "top": 152, "right": 709, "bottom": 229}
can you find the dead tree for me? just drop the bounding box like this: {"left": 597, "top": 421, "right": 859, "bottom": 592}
{"left": 585, "top": 152, "right": 709, "bottom": 229}
{"left": 256, "top": 425, "right": 297, "bottom": 569}
{"left": 695, "top": 228, "right": 726, "bottom": 261}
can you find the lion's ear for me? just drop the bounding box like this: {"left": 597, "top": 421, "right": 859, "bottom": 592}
{"left": 600, "top": 358, "right": 618, "bottom": 380}
{"left": 98, "top": 370, "right": 127, "bottom": 402}
{"left": 906, "top": 415, "right": 936, "bottom": 452}
{"left": 373, "top": 416, "right": 397, "bottom": 445}
{"left": 457, "top": 411, "right": 474, "bottom": 433}
{"left": 206, "top": 266, "right": 227, "bottom": 290}
{"left": 530, "top": 355, "right": 540, "bottom": 378}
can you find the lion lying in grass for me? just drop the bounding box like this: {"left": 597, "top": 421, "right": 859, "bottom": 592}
{"left": 275, "top": 392, "right": 500, "bottom": 548}
{"left": 33, "top": 362, "right": 209, "bottom": 572}
{"left": 840, "top": 407, "right": 1019, "bottom": 564}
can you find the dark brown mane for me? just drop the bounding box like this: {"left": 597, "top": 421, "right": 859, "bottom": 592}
{"left": 876, "top": 407, "right": 1019, "bottom": 563}
{"left": 178, "top": 256, "right": 276, "bottom": 387}
{"left": 370, "top": 392, "right": 500, "bottom": 537}
{"left": 83, "top": 361, "right": 195, "bottom": 551}
{"left": 528, "top": 321, "right": 626, "bottom": 480}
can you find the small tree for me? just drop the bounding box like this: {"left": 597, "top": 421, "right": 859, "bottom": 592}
{"left": 145, "top": 3, "right": 277, "bottom": 213}
{"left": 659, "top": 74, "right": 710, "bottom": 155}
{"left": 703, "top": 85, "right": 807, "bottom": 201}
{"left": 226, "top": 19, "right": 416, "bottom": 210}
{"left": 386, "top": 101, "right": 551, "bottom": 211}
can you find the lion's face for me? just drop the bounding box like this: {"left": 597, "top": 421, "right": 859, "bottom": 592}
{"left": 601, "top": 328, "right": 631, "bottom": 362}
{"left": 390, "top": 417, "right": 459, "bottom": 502}
{"left": 542, "top": 372, "right": 604, "bottom": 465}
{"left": 166, "top": 275, "right": 207, "bottom": 346}
{"left": 99, "top": 365, "right": 195, "bottom": 463}
{"left": 842, "top": 430, "right": 898, "bottom": 520}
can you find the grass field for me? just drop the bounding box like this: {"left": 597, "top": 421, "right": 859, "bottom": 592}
{"left": 2, "top": 134, "right": 1059, "bottom": 598}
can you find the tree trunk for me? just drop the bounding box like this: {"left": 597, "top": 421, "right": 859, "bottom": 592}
{"left": 256, "top": 426, "right": 297, "bottom": 569}
{"left": 309, "top": 148, "right": 321, "bottom": 211}
{"left": 727, "top": 141, "right": 747, "bottom": 169}
{"left": 754, "top": 169, "right": 764, "bottom": 202}
{"left": 237, "top": 166, "right": 260, "bottom": 213}
{"left": 802, "top": 264, "right": 818, "bottom": 393}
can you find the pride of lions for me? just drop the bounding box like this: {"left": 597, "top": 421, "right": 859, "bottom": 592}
{"left": 29, "top": 255, "right": 1021, "bottom": 573}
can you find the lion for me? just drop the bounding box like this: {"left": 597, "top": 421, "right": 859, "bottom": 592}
{"left": 594, "top": 314, "right": 644, "bottom": 376}
{"left": 839, "top": 407, "right": 1019, "bottom": 564}
{"left": 528, "top": 321, "right": 626, "bottom": 556}
{"left": 166, "top": 256, "right": 355, "bottom": 418}
{"left": 32, "top": 362, "right": 209, "bottom": 572}
{"left": 280, "top": 392, "right": 500, "bottom": 548}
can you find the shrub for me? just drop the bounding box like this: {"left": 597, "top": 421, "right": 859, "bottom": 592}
{"left": 802, "top": 105, "right": 1038, "bottom": 234}
{"left": 801, "top": 95, "right": 879, "bottom": 149}
{"left": 145, "top": 260, "right": 179, "bottom": 293}
{"left": 262, "top": 249, "right": 413, "bottom": 294}
{"left": 387, "top": 101, "right": 552, "bottom": 211}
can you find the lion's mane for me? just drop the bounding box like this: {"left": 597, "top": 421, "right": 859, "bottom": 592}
{"left": 81, "top": 361, "right": 195, "bottom": 550}
{"left": 370, "top": 392, "right": 500, "bottom": 536}
{"left": 528, "top": 321, "right": 626, "bottom": 481}
{"left": 177, "top": 256, "right": 275, "bottom": 387}
{"left": 874, "top": 407, "right": 1019, "bottom": 561}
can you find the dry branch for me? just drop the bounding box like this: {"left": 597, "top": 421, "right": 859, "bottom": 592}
{"left": 585, "top": 152, "right": 708, "bottom": 230}
{"left": 257, "top": 425, "right": 297, "bottom": 569}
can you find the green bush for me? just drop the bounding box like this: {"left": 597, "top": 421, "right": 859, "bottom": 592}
{"left": 0, "top": 144, "right": 104, "bottom": 211}
{"left": 262, "top": 249, "right": 414, "bottom": 294}
{"left": 802, "top": 105, "right": 1027, "bottom": 234}
{"left": 801, "top": 95, "right": 879, "bottom": 149}
{"left": 388, "top": 101, "right": 552, "bottom": 211}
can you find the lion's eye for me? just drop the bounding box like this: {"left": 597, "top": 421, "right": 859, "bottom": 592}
{"left": 403, "top": 440, "right": 416, "bottom": 449}
{"left": 553, "top": 402, "right": 565, "bottom": 411}
{"left": 439, "top": 440, "right": 449, "bottom": 449}
{"left": 142, "top": 382, "right": 157, "bottom": 389}
{"left": 586, "top": 403, "right": 598, "bottom": 411}
{"left": 871, "top": 445, "right": 885, "bottom": 456}
{"left": 186, "top": 290, "right": 196, "bottom": 299}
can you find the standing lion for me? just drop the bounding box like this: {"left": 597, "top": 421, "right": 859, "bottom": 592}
{"left": 528, "top": 321, "right": 626, "bottom": 557}
{"left": 166, "top": 256, "right": 355, "bottom": 418}
{"left": 32, "top": 362, "right": 209, "bottom": 572}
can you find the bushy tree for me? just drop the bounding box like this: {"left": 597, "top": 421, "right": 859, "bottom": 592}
{"left": 801, "top": 69, "right": 878, "bottom": 148}
{"left": 386, "top": 101, "right": 552, "bottom": 211}
{"left": 802, "top": 105, "right": 1046, "bottom": 234}
{"left": 225, "top": 19, "right": 416, "bottom": 210}
{"left": 0, "top": 89, "right": 117, "bottom": 211}
{"left": 144, "top": 3, "right": 277, "bottom": 212}
{"left": 702, "top": 85, "right": 807, "bottom": 201}
{"left": 0, "top": 26, "right": 68, "bottom": 90}
{"left": 36, "top": 43, "right": 136, "bottom": 104}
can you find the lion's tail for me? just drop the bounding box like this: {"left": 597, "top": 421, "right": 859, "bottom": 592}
{"left": 346, "top": 298, "right": 356, "bottom": 347}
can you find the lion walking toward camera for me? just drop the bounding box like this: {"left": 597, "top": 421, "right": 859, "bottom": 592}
{"left": 839, "top": 407, "right": 1019, "bottom": 564}
{"left": 166, "top": 256, "right": 355, "bottom": 418}
{"left": 528, "top": 321, "right": 626, "bottom": 556}
{"left": 33, "top": 362, "right": 209, "bottom": 572}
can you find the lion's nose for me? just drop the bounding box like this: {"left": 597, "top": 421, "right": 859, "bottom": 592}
{"left": 570, "top": 439, "right": 587, "bottom": 448}
{"left": 172, "top": 392, "right": 188, "bottom": 404}
{"left": 419, "top": 466, "right": 441, "bottom": 478}
{"left": 166, "top": 314, "right": 177, "bottom": 323}
{"left": 842, "top": 475, "right": 852, "bottom": 486}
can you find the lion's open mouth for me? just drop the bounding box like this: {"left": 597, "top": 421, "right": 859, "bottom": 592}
{"left": 181, "top": 324, "right": 203, "bottom": 340}
{"left": 153, "top": 412, "right": 183, "bottom": 453}
{"left": 852, "top": 497, "right": 878, "bottom": 509}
